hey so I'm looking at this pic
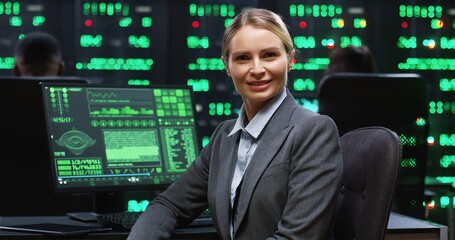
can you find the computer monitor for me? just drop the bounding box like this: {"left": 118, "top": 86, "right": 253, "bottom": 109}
{"left": 0, "top": 76, "right": 92, "bottom": 216}
{"left": 40, "top": 83, "right": 200, "bottom": 212}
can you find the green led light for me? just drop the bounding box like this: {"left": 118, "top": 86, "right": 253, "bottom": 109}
{"left": 397, "top": 36, "right": 417, "bottom": 49}
{"left": 86, "top": 2, "right": 128, "bottom": 16}
{"left": 107, "top": 3, "right": 115, "bottom": 16}
{"left": 0, "top": 57, "right": 15, "bottom": 69}
{"left": 190, "top": 4, "right": 234, "bottom": 17}
{"left": 188, "top": 58, "right": 224, "bottom": 71}
{"left": 398, "top": 58, "right": 455, "bottom": 70}
{"left": 189, "top": 3, "right": 197, "bottom": 16}
{"left": 12, "top": 2, "right": 19, "bottom": 14}
{"left": 129, "top": 35, "right": 150, "bottom": 48}
{"left": 4, "top": 2, "right": 11, "bottom": 15}
{"left": 294, "top": 36, "right": 315, "bottom": 49}
{"left": 415, "top": 117, "right": 426, "bottom": 126}
{"left": 431, "top": 19, "right": 443, "bottom": 29}
{"left": 32, "top": 16, "right": 45, "bottom": 26}
{"left": 289, "top": 4, "right": 340, "bottom": 17}
{"left": 440, "top": 196, "right": 450, "bottom": 208}
{"left": 440, "top": 79, "right": 455, "bottom": 91}
{"left": 295, "top": 98, "right": 318, "bottom": 112}
{"left": 122, "top": 4, "right": 129, "bottom": 16}
{"left": 312, "top": 5, "right": 320, "bottom": 17}
{"left": 399, "top": 134, "right": 416, "bottom": 146}
{"left": 293, "top": 78, "right": 315, "bottom": 91}
{"left": 399, "top": 5, "right": 442, "bottom": 18}
{"left": 209, "top": 102, "right": 231, "bottom": 116}
{"left": 292, "top": 58, "right": 329, "bottom": 70}
{"left": 331, "top": 18, "right": 344, "bottom": 28}
{"left": 202, "top": 136, "right": 210, "bottom": 148}
{"left": 187, "top": 79, "right": 209, "bottom": 92}
{"left": 340, "top": 36, "right": 362, "bottom": 48}
{"left": 128, "top": 79, "right": 150, "bottom": 86}
{"left": 127, "top": 200, "right": 149, "bottom": 212}
{"left": 289, "top": 4, "right": 297, "bottom": 17}
{"left": 76, "top": 58, "right": 153, "bottom": 71}
{"left": 187, "top": 36, "right": 209, "bottom": 49}
{"left": 90, "top": 2, "right": 97, "bottom": 15}
{"left": 440, "top": 134, "right": 455, "bottom": 146}
{"left": 142, "top": 17, "right": 152, "bottom": 27}
{"left": 440, "top": 155, "right": 455, "bottom": 168}
{"left": 400, "top": 158, "right": 416, "bottom": 168}
{"left": 441, "top": 37, "right": 455, "bottom": 49}
{"left": 99, "top": 2, "right": 106, "bottom": 15}
{"left": 9, "top": 16, "right": 21, "bottom": 26}
{"left": 80, "top": 35, "right": 102, "bottom": 47}
{"left": 119, "top": 17, "right": 132, "bottom": 27}
{"left": 353, "top": 18, "right": 366, "bottom": 28}
{"left": 428, "top": 101, "right": 446, "bottom": 114}
{"left": 321, "top": 38, "right": 335, "bottom": 47}
{"left": 224, "top": 18, "right": 233, "bottom": 28}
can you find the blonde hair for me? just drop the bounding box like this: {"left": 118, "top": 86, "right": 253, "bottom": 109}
{"left": 221, "top": 8, "right": 294, "bottom": 61}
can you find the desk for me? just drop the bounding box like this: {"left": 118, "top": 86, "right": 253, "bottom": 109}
{"left": 0, "top": 212, "right": 447, "bottom": 239}
{"left": 0, "top": 216, "right": 217, "bottom": 240}
{"left": 386, "top": 212, "right": 447, "bottom": 240}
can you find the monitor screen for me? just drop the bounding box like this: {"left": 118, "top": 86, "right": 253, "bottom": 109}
{"left": 0, "top": 76, "right": 92, "bottom": 216}
{"left": 41, "top": 83, "right": 200, "bottom": 193}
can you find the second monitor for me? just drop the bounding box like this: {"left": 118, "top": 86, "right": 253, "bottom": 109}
{"left": 41, "top": 83, "right": 200, "bottom": 200}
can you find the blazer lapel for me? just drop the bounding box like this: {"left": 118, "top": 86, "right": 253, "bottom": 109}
{"left": 233, "top": 92, "right": 297, "bottom": 233}
{"left": 216, "top": 129, "right": 240, "bottom": 240}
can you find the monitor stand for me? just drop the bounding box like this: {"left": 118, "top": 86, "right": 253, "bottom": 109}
{"left": 67, "top": 192, "right": 126, "bottom": 222}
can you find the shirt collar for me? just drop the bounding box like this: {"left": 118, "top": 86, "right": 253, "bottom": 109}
{"left": 228, "top": 88, "right": 287, "bottom": 139}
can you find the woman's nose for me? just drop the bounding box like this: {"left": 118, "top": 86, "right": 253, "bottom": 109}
{"left": 249, "top": 59, "right": 265, "bottom": 75}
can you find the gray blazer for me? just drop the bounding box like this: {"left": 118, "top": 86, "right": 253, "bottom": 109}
{"left": 128, "top": 90, "right": 343, "bottom": 240}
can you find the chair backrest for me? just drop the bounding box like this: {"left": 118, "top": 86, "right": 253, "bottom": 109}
{"left": 333, "top": 126, "right": 401, "bottom": 240}
{"left": 318, "top": 72, "right": 428, "bottom": 219}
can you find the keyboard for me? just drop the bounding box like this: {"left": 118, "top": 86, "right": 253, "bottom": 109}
{"left": 97, "top": 210, "right": 213, "bottom": 230}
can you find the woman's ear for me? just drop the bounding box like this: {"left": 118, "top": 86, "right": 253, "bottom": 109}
{"left": 222, "top": 56, "right": 231, "bottom": 77}
{"left": 288, "top": 49, "right": 296, "bottom": 72}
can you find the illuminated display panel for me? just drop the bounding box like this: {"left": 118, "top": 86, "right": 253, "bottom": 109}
{"left": 41, "top": 83, "right": 200, "bottom": 193}
{"left": 68, "top": 0, "right": 169, "bottom": 85}
{"left": 0, "top": 1, "right": 57, "bottom": 76}
{"left": 390, "top": 1, "right": 455, "bottom": 223}
{"left": 393, "top": 1, "right": 455, "bottom": 179}
{"left": 276, "top": 0, "right": 370, "bottom": 112}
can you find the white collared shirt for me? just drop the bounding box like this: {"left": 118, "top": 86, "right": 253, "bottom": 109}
{"left": 227, "top": 88, "right": 287, "bottom": 238}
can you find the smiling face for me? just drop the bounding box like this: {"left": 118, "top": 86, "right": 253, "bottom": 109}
{"left": 224, "top": 25, "right": 293, "bottom": 118}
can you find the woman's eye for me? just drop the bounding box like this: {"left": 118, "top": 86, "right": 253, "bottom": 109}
{"left": 235, "top": 55, "right": 249, "bottom": 61}
{"left": 264, "top": 52, "right": 278, "bottom": 58}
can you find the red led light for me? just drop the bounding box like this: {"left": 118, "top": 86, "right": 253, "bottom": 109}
{"left": 427, "top": 201, "right": 435, "bottom": 210}
{"left": 401, "top": 21, "right": 408, "bottom": 29}
{"left": 191, "top": 21, "right": 199, "bottom": 28}
{"left": 85, "top": 19, "right": 93, "bottom": 27}
{"left": 299, "top": 21, "right": 307, "bottom": 29}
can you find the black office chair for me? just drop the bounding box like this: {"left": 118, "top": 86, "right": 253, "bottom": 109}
{"left": 333, "top": 126, "right": 402, "bottom": 240}
{"left": 318, "top": 73, "right": 429, "bottom": 219}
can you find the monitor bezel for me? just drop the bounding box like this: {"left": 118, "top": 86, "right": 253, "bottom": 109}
{"left": 40, "top": 82, "right": 202, "bottom": 194}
